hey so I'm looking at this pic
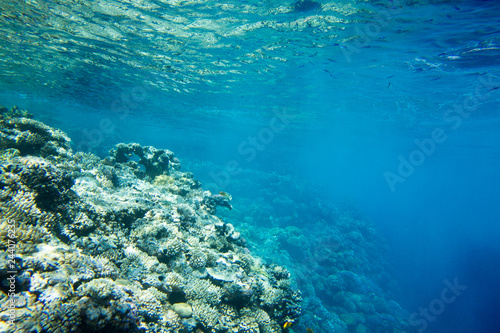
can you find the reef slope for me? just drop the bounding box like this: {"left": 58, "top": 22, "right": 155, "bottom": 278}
{"left": 0, "top": 107, "right": 301, "bottom": 333}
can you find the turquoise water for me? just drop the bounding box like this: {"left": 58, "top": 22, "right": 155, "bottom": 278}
{"left": 1, "top": 0, "right": 500, "bottom": 332}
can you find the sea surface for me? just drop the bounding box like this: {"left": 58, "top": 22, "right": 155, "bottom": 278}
{"left": 1, "top": 0, "right": 500, "bottom": 332}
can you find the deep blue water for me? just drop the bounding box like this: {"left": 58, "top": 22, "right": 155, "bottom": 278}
{"left": 1, "top": 0, "right": 500, "bottom": 332}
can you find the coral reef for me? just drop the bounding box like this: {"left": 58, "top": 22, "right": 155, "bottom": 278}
{"left": 0, "top": 106, "right": 71, "bottom": 158}
{"left": 194, "top": 164, "right": 419, "bottom": 333}
{"left": 0, "top": 113, "right": 301, "bottom": 333}
{"left": 107, "top": 142, "right": 181, "bottom": 180}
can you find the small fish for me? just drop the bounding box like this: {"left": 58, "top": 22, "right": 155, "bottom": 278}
{"left": 323, "top": 69, "right": 335, "bottom": 78}
{"left": 387, "top": 82, "right": 391, "bottom": 89}
{"left": 283, "top": 321, "right": 293, "bottom": 329}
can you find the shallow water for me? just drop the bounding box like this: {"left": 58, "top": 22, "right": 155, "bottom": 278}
{"left": 1, "top": 0, "right": 500, "bottom": 332}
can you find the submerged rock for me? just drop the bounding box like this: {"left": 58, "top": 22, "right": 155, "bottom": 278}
{"left": 0, "top": 112, "right": 301, "bottom": 333}
{"left": 172, "top": 302, "right": 192, "bottom": 318}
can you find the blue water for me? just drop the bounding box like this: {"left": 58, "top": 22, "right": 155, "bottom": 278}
{"left": 1, "top": 0, "right": 500, "bottom": 332}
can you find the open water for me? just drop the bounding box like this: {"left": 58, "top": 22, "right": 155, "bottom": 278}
{"left": 1, "top": 0, "right": 500, "bottom": 332}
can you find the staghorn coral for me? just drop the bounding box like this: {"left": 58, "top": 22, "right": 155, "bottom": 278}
{"left": 184, "top": 278, "right": 223, "bottom": 306}
{"left": 162, "top": 272, "right": 185, "bottom": 290}
{"left": 148, "top": 286, "right": 170, "bottom": 305}
{"left": 238, "top": 317, "right": 260, "bottom": 333}
{"left": 134, "top": 289, "right": 165, "bottom": 321}
{"left": 191, "top": 300, "right": 219, "bottom": 329}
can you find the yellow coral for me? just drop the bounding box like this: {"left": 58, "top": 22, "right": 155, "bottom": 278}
{"left": 153, "top": 174, "right": 176, "bottom": 186}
